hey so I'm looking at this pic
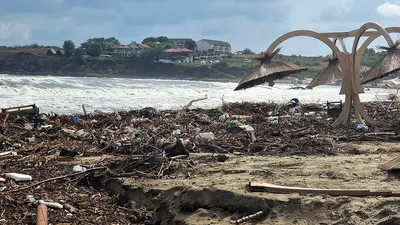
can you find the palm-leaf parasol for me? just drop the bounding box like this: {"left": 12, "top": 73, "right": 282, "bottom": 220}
{"left": 306, "top": 57, "right": 342, "bottom": 89}
{"left": 361, "top": 40, "right": 400, "bottom": 85}
{"left": 234, "top": 48, "right": 307, "bottom": 91}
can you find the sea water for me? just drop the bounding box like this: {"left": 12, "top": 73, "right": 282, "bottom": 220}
{"left": 0, "top": 74, "right": 381, "bottom": 114}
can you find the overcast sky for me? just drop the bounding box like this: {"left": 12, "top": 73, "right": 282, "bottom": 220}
{"left": 1, "top": 0, "right": 400, "bottom": 56}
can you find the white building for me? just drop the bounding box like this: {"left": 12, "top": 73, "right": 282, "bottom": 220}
{"left": 196, "top": 39, "right": 231, "bottom": 56}
{"left": 168, "top": 38, "right": 194, "bottom": 48}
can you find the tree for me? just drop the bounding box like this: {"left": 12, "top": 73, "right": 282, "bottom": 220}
{"left": 63, "top": 40, "right": 75, "bottom": 57}
{"left": 80, "top": 37, "right": 119, "bottom": 53}
{"left": 86, "top": 42, "right": 102, "bottom": 57}
{"left": 146, "top": 42, "right": 177, "bottom": 49}
{"left": 138, "top": 46, "right": 165, "bottom": 63}
{"left": 104, "top": 37, "right": 120, "bottom": 47}
{"left": 184, "top": 40, "right": 196, "bottom": 50}
{"left": 156, "top": 36, "right": 169, "bottom": 43}
{"left": 242, "top": 48, "right": 255, "bottom": 54}
{"left": 142, "top": 37, "right": 157, "bottom": 44}
{"left": 74, "top": 47, "right": 85, "bottom": 58}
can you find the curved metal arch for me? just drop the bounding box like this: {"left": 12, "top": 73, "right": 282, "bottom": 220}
{"left": 266, "top": 30, "right": 343, "bottom": 60}
{"left": 334, "top": 38, "right": 348, "bottom": 54}
{"left": 352, "top": 23, "right": 394, "bottom": 56}
{"left": 349, "top": 24, "right": 397, "bottom": 124}
{"left": 356, "top": 27, "right": 400, "bottom": 61}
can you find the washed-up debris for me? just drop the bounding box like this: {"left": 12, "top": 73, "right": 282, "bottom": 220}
{"left": 72, "top": 165, "right": 87, "bottom": 172}
{"left": 5, "top": 173, "right": 32, "bottom": 181}
{"left": 38, "top": 200, "right": 63, "bottom": 209}
{"left": 0, "top": 101, "right": 399, "bottom": 224}
{"left": 236, "top": 210, "right": 264, "bottom": 224}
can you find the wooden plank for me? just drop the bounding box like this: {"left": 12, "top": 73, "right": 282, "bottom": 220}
{"left": 249, "top": 182, "right": 394, "bottom": 196}
{"left": 379, "top": 156, "right": 400, "bottom": 171}
{"left": 1, "top": 104, "right": 37, "bottom": 112}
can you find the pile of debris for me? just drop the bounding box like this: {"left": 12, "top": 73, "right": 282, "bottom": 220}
{"left": 0, "top": 100, "right": 399, "bottom": 223}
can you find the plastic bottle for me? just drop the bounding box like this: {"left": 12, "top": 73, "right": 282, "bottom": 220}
{"left": 38, "top": 200, "right": 63, "bottom": 209}
{"left": 356, "top": 124, "right": 369, "bottom": 131}
{"left": 72, "top": 165, "right": 87, "bottom": 172}
{"left": 197, "top": 132, "right": 215, "bottom": 140}
{"left": 5, "top": 173, "right": 33, "bottom": 181}
{"left": 219, "top": 113, "right": 230, "bottom": 122}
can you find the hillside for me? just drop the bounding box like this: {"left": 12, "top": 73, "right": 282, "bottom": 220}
{"left": 0, "top": 49, "right": 385, "bottom": 81}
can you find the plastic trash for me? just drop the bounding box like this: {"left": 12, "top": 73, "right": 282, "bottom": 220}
{"left": 356, "top": 124, "right": 369, "bottom": 131}
{"left": 194, "top": 127, "right": 201, "bottom": 134}
{"left": 219, "top": 113, "right": 230, "bottom": 122}
{"left": 38, "top": 200, "right": 63, "bottom": 209}
{"left": 139, "top": 131, "right": 145, "bottom": 140}
{"left": 73, "top": 165, "right": 87, "bottom": 172}
{"left": 226, "top": 120, "right": 237, "bottom": 125}
{"left": 24, "top": 123, "right": 33, "bottom": 130}
{"left": 27, "top": 195, "right": 36, "bottom": 203}
{"left": 13, "top": 143, "right": 22, "bottom": 149}
{"left": 0, "top": 178, "right": 5, "bottom": 182}
{"left": 40, "top": 125, "right": 53, "bottom": 130}
{"left": 40, "top": 114, "right": 48, "bottom": 121}
{"left": 172, "top": 129, "right": 181, "bottom": 135}
{"left": 201, "top": 114, "right": 209, "bottom": 121}
{"left": 28, "top": 136, "right": 36, "bottom": 142}
{"left": 267, "top": 116, "right": 279, "bottom": 121}
{"left": 55, "top": 119, "right": 61, "bottom": 126}
{"left": 5, "top": 173, "right": 33, "bottom": 181}
{"left": 197, "top": 132, "right": 215, "bottom": 140}
{"left": 73, "top": 116, "right": 80, "bottom": 123}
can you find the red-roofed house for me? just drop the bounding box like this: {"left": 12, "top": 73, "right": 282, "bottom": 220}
{"left": 113, "top": 42, "right": 152, "bottom": 57}
{"left": 159, "top": 48, "right": 195, "bottom": 64}
{"left": 113, "top": 45, "right": 135, "bottom": 57}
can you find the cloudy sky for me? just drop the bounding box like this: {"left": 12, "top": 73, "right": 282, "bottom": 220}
{"left": 1, "top": 0, "right": 400, "bottom": 56}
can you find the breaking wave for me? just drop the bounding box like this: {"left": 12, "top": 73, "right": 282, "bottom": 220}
{"left": 0, "top": 74, "right": 379, "bottom": 114}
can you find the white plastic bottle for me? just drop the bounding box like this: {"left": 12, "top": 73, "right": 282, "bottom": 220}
{"left": 5, "top": 173, "right": 33, "bottom": 181}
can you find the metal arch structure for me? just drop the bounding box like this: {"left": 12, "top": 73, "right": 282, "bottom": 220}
{"left": 264, "top": 23, "right": 400, "bottom": 127}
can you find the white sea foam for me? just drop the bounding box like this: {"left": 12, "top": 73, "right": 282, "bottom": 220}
{"left": 0, "top": 74, "right": 383, "bottom": 114}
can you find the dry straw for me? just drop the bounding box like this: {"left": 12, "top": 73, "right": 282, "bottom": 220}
{"left": 234, "top": 48, "right": 306, "bottom": 91}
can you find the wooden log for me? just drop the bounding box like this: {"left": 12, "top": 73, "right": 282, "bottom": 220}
{"left": 249, "top": 182, "right": 394, "bottom": 196}
{"left": 36, "top": 204, "right": 48, "bottom": 225}
{"left": 82, "top": 104, "right": 87, "bottom": 116}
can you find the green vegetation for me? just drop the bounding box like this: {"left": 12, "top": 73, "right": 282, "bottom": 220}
{"left": 242, "top": 48, "right": 255, "bottom": 54}
{"left": 0, "top": 43, "right": 58, "bottom": 49}
{"left": 184, "top": 40, "right": 196, "bottom": 50}
{"left": 62, "top": 40, "right": 75, "bottom": 57}
{"left": 361, "top": 48, "right": 386, "bottom": 67}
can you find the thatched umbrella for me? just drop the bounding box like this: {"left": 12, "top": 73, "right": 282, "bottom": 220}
{"left": 306, "top": 57, "right": 342, "bottom": 89}
{"left": 361, "top": 41, "right": 400, "bottom": 85}
{"left": 234, "top": 48, "right": 307, "bottom": 91}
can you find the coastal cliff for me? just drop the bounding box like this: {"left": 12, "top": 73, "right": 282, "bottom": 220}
{"left": 0, "top": 53, "right": 249, "bottom": 81}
